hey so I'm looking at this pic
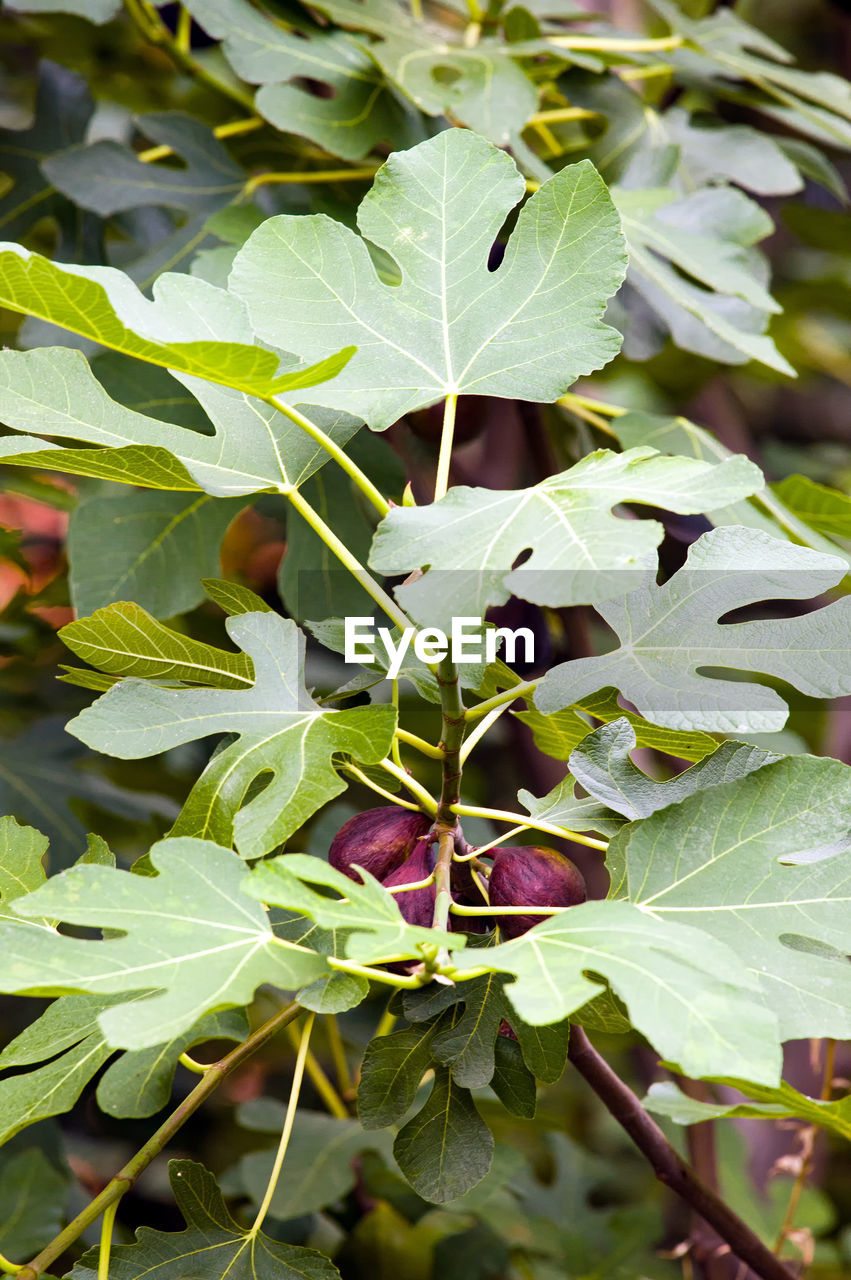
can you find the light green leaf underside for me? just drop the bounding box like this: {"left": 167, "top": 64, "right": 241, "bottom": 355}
{"left": 370, "top": 446, "right": 764, "bottom": 624}
{"left": 536, "top": 525, "right": 851, "bottom": 733}
{"left": 230, "top": 130, "right": 627, "bottom": 430}
{"left": 450, "top": 898, "right": 780, "bottom": 1083}
{"left": 4, "top": 836, "right": 328, "bottom": 1049}
{"left": 0, "top": 346, "right": 359, "bottom": 499}
{"left": 67, "top": 612, "right": 397, "bottom": 857}
{"left": 614, "top": 753, "right": 851, "bottom": 1040}
{"left": 609, "top": 409, "right": 850, "bottom": 563}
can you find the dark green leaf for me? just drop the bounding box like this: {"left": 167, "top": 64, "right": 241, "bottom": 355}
{"left": 393, "top": 1067, "right": 493, "bottom": 1203}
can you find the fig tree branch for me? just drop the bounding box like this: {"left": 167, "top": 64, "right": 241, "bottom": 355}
{"left": 567, "top": 1026, "right": 798, "bottom": 1280}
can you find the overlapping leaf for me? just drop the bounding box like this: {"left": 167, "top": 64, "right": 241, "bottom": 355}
{"left": 229, "top": 130, "right": 628, "bottom": 429}
{"left": 614, "top": 753, "right": 851, "bottom": 1040}
{"left": 296, "top": 0, "right": 541, "bottom": 147}
{"left": 246, "top": 854, "right": 456, "bottom": 964}
{"left": 450, "top": 898, "right": 781, "bottom": 1082}
{"left": 536, "top": 526, "right": 851, "bottom": 733}
{"left": 613, "top": 184, "right": 793, "bottom": 374}
{"left": 568, "top": 719, "right": 776, "bottom": 821}
{"left": 67, "top": 490, "right": 245, "bottom": 618}
{"left": 0, "top": 60, "right": 100, "bottom": 262}
{"left": 44, "top": 113, "right": 249, "bottom": 284}
{"left": 3, "top": 834, "right": 328, "bottom": 1048}
{"left": 184, "top": 0, "right": 420, "bottom": 160}
{"left": 69, "top": 1160, "right": 340, "bottom": 1280}
{"left": 61, "top": 602, "right": 255, "bottom": 689}
{"left": 0, "top": 993, "right": 246, "bottom": 1141}
{"left": 66, "top": 612, "right": 397, "bottom": 856}
{"left": 643, "top": 1079, "right": 851, "bottom": 1142}
{"left": 0, "top": 287, "right": 358, "bottom": 498}
{"left": 369, "top": 446, "right": 763, "bottom": 625}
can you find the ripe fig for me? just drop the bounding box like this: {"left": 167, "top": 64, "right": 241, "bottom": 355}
{"left": 329, "top": 806, "right": 431, "bottom": 883}
{"left": 488, "top": 845, "right": 586, "bottom": 940}
{"left": 383, "top": 841, "right": 436, "bottom": 928}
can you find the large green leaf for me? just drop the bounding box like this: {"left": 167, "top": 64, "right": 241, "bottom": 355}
{"left": 393, "top": 1067, "right": 494, "bottom": 1203}
{"left": 613, "top": 184, "right": 794, "bottom": 374}
{"left": 3, "top": 835, "right": 328, "bottom": 1048}
{"left": 246, "top": 854, "right": 456, "bottom": 965}
{"left": 370, "top": 447, "right": 763, "bottom": 624}
{"left": 68, "top": 490, "right": 244, "bottom": 618}
{"left": 0, "top": 344, "right": 358, "bottom": 498}
{"left": 69, "top": 1160, "right": 340, "bottom": 1279}
{"left": 614, "top": 754, "right": 851, "bottom": 1040}
{"left": 0, "top": 248, "right": 312, "bottom": 397}
{"left": 230, "top": 130, "right": 627, "bottom": 429}
{"left": 450, "top": 898, "right": 781, "bottom": 1083}
{"left": 67, "top": 613, "right": 397, "bottom": 856}
{"left": 236, "top": 1105, "right": 393, "bottom": 1218}
{"left": 536, "top": 526, "right": 851, "bottom": 733}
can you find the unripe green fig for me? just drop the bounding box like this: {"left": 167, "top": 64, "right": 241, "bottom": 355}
{"left": 329, "top": 806, "right": 431, "bottom": 883}
{"left": 383, "top": 841, "right": 436, "bottom": 928}
{"left": 488, "top": 845, "right": 586, "bottom": 940}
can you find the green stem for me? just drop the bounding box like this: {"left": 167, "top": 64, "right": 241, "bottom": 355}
{"left": 434, "top": 393, "right": 458, "bottom": 502}
{"left": 251, "top": 1013, "right": 314, "bottom": 1234}
{"left": 244, "top": 167, "right": 378, "bottom": 194}
{"left": 18, "top": 1002, "right": 302, "bottom": 1280}
{"left": 0, "top": 1255, "right": 23, "bottom": 1276}
{"left": 376, "top": 759, "right": 438, "bottom": 813}
{"left": 285, "top": 488, "right": 410, "bottom": 631}
{"left": 178, "top": 1051, "right": 213, "bottom": 1074}
{"left": 451, "top": 802, "right": 608, "bottom": 851}
{"left": 325, "top": 1015, "right": 354, "bottom": 1099}
{"left": 342, "top": 763, "right": 423, "bottom": 812}
{"left": 396, "top": 727, "right": 445, "bottom": 760}
{"left": 464, "top": 680, "right": 538, "bottom": 722}
{"left": 268, "top": 398, "right": 390, "bottom": 518}
{"left": 285, "top": 1021, "right": 349, "bottom": 1119}
{"left": 97, "top": 1199, "right": 122, "bottom": 1280}
{"left": 459, "top": 701, "right": 510, "bottom": 763}
{"left": 124, "top": 0, "right": 255, "bottom": 110}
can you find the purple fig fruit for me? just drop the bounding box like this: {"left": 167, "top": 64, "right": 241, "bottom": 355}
{"left": 488, "top": 845, "right": 586, "bottom": 940}
{"left": 329, "top": 807, "right": 431, "bottom": 883}
{"left": 383, "top": 841, "right": 436, "bottom": 928}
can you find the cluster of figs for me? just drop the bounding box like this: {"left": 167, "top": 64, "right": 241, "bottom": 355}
{"left": 330, "top": 806, "right": 586, "bottom": 941}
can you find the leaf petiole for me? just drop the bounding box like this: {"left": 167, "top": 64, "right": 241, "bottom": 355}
{"left": 451, "top": 802, "right": 608, "bottom": 851}
{"left": 250, "top": 1013, "right": 315, "bottom": 1235}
